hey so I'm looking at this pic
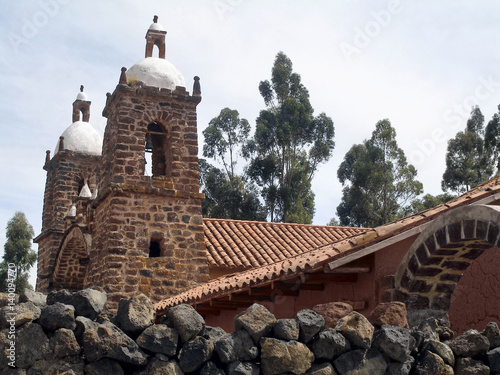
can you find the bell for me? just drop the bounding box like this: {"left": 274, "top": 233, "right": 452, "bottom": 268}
{"left": 145, "top": 133, "right": 154, "bottom": 153}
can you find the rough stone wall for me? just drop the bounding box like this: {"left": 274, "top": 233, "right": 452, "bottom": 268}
{"left": 36, "top": 151, "right": 99, "bottom": 293}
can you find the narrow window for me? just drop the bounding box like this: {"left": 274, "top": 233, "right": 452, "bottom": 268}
{"left": 149, "top": 240, "right": 161, "bottom": 258}
{"left": 144, "top": 122, "right": 170, "bottom": 177}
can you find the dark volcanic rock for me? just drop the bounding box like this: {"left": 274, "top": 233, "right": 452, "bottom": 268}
{"left": 234, "top": 303, "right": 276, "bottom": 343}
{"left": 311, "top": 328, "right": 351, "bottom": 361}
{"left": 178, "top": 336, "right": 214, "bottom": 373}
{"left": 38, "top": 302, "right": 76, "bottom": 331}
{"left": 166, "top": 303, "right": 205, "bottom": 342}
{"left": 215, "top": 329, "right": 258, "bottom": 364}
{"left": 115, "top": 293, "right": 155, "bottom": 337}
{"left": 296, "top": 309, "right": 325, "bottom": 343}
{"left": 136, "top": 324, "right": 179, "bottom": 356}
{"left": 260, "top": 337, "right": 314, "bottom": 375}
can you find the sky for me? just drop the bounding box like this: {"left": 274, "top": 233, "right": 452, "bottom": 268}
{"left": 1, "top": 0, "right": 500, "bottom": 287}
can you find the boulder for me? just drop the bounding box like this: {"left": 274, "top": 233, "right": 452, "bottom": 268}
{"left": 70, "top": 288, "right": 107, "bottom": 320}
{"left": 46, "top": 289, "right": 73, "bottom": 305}
{"left": 0, "top": 301, "right": 41, "bottom": 328}
{"left": 74, "top": 315, "right": 100, "bottom": 344}
{"left": 166, "top": 303, "right": 205, "bottom": 342}
{"left": 333, "top": 348, "right": 387, "bottom": 375}
{"left": 423, "top": 339, "right": 454, "bottom": 367}
{"left": 455, "top": 357, "right": 490, "bottom": 375}
{"left": 335, "top": 311, "right": 374, "bottom": 349}
{"left": 50, "top": 328, "right": 81, "bottom": 357}
{"left": 15, "top": 322, "right": 51, "bottom": 368}
{"left": 272, "top": 318, "right": 300, "bottom": 341}
{"left": 215, "top": 329, "right": 259, "bottom": 363}
{"left": 386, "top": 357, "right": 414, "bottom": 375}
{"left": 178, "top": 336, "right": 214, "bottom": 373}
{"left": 227, "top": 361, "right": 260, "bottom": 375}
{"left": 449, "top": 329, "right": 490, "bottom": 358}
{"left": 133, "top": 357, "right": 184, "bottom": 375}
{"left": 19, "top": 289, "right": 46, "bottom": 308}
{"left": 85, "top": 358, "right": 124, "bottom": 375}
{"left": 29, "top": 354, "right": 85, "bottom": 375}
{"left": 413, "top": 350, "right": 453, "bottom": 375}
{"left": 487, "top": 346, "right": 500, "bottom": 372}
{"left": 0, "top": 292, "right": 18, "bottom": 307}
{"left": 372, "top": 325, "right": 414, "bottom": 363}
{"left": 306, "top": 362, "right": 336, "bottom": 375}
{"left": 482, "top": 322, "right": 500, "bottom": 349}
{"left": 200, "top": 325, "right": 226, "bottom": 343}
{"left": 200, "top": 361, "right": 225, "bottom": 375}
{"left": 234, "top": 303, "right": 276, "bottom": 343}
{"left": 368, "top": 302, "right": 409, "bottom": 329}
{"left": 260, "top": 337, "right": 314, "bottom": 375}
{"left": 38, "top": 302, "right": 76, "bottom": 331}
{"left": 312, "top": 301, "right": 353, "bottom": 328}
{"left": 296, "top": 309, "right": 325, "bottom": 343}
{"left": 115, "top": 294, "right": 155, "bottom": 337}
{"left": 136, "top": 324, "right": 179, "bottom": 356}
{"left": 311, "top": 328, "right": 351, "bottom": 360}
{"left": 83, "top": 321, "right": 147, "bottom": 365}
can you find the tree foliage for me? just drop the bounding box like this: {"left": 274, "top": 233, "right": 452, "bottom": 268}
{"left": 200, "top": 109, "right": 265, "bottom": 221}
{"left": 337, "top": 119, "right": 423, "bottom": 227}
{"left": 405, "top": 193, "right": 455, "bottom": 216}
{"left": 485, "top": 105, "right": 500, "bottom": 165}
{"left": 246, "top": 52, "right": 335, "bottom": 223}
{"left": 0, "top": 212, "right": 36, "bottom": 292}
{"left": 442, "top": 106, "right": 494, "bottom": 194}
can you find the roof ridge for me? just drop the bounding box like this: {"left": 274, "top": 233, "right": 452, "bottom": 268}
{"left": 202, "top": 217, "right": 372, "bottom": 230}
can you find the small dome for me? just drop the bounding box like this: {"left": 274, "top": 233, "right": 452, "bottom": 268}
{"left": 76, "top": 91, "right": 88, "bottom": 101}
{"left": 55, "top": 121, "right": 102, "bottom": 156}
{"left": 148, "top": 22, "right": 165, "bottom": 32}
{"left": 126, "top": 57, "right": 185, "bottom": 90}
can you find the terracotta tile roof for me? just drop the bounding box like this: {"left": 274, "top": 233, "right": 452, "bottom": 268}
{"left": 203, "top": 218, "right": 368, "bottom": 268}
{"left": 155, "top": 176, "right": 500, "bottom": 315}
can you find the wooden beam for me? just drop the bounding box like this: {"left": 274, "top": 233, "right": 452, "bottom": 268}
{"left": 326, "top": 266, "right": 371, "bottom": 274}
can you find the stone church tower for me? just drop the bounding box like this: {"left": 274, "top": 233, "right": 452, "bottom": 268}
{"left": 36, "top": 16, "right": 208, "bottom": 308}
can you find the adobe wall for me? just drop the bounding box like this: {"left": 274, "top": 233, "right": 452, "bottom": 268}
{"left": 448, "top": 246, "right": 500, "bottom": 334}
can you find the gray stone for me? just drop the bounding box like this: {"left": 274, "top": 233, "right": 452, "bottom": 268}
{"left": 200, "top": 325, "right": 226, "bottom": 343}
{"left": 0, "top": 301, "right": 41, "bottom": 329}
{"left": 29, "top": 354, "right": 85, "bottom": 375}
{"left": 227, "top": 361, "right": 260, "bottom": 375}
{"left": 83, "top": 321, "right": 147, "bottom": 365}
{"left": 306, "top": 362, "right": 337, "bottom": 375}
{"left": 296, "top": 309, "right": 325, "bottom": 343}
{"left": 74, "top": 315, "right": 100, "bottom": 344}
{"left": 372, "top": 325, "right": 413, "bottom": 363}
{"left": 482, "top": 322, "right": 500, "bottom": 349}
{"left": 39, "top": 302, "right": 76, "bottom": 331}
{"left": 178, "top": 336, "right": 214, "bottom": 373}
{"left": 70, "top": 288, "right": 107, "bottom": 320}
{"left": 133, "top": 357, "right": 184, "bottom": 375}
{"left": 335, "top": 311, "right": 374, "bottom": 349}
{"left": 423, "top": 339, "right": 454, "bottom": 367}
{"left": 47, "top": 289, "right": 73, "bottom": 305}
{"left": 15, "top": 322, "right": 51, "bottom": 368}
{"left": 166, "top": 303, "right": 205, "bottom": 342}
{"left": 449, "top": 329, "right": 490, "bottom": 357}
{"left": 215, "top": 329, "right": 258, "bottom": 363}
{"left": 19, "top": 289, "right": 46, "bottom": 307}
{"left": 273, "top": 318, "right": 299, "bottom": 341}
{"left": 455, "top": 357, "right": 490, "bottom": 375}
{"left": 488, "top": 346, "right": 500, "bottom": 372}
{"left": 406, "top": 309, "right": 449, "bottom": 329}
{"left": 0, "top": 293, "right": 18, "bottom": 308}
{"left": 386, "top": 356, "right": 414, "bottom": 375}
{"left": 115, "top": 293, "right": 155, "bottom": 337}
{"left": 50, "top": 328, "right": 81, "bottom": 357}
{"left": 260, "top": 337, "right": 314, "bottom": 375}
{"left": 136, "top": 324, "right": 179, "bottom": 356}
{"left": 413, "top": 350, "right": 453, "bottom": 375}
{"left": 200, "top": 361, "right": 225, "bottom": 375}
{"left": 311, "top": 328, "right": 350, "bottom": 361}
{"left": 234, "top": 303, "right": 276, "bottom": 343}
{"left": 84, "top": 358, "right": 124, "bottom": 375}
{"left": 333, "top": 348, "right": 387, "bottom": 375}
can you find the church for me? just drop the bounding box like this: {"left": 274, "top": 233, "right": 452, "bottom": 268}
{"left": 35, "top": 16, "right": 500, "bottom": 334}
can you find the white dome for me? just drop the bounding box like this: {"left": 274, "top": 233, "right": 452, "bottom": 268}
{"left": 55, "top": 121, "right": 102, "bottom": 156}
{"left": 126, "top": 57, "right": 185, "bottom": 90}
{"left": 148, "top": 22, "right": 165, "bottom": 32}
{"left": 76, "top": 91, "right": 88, "bottom": 101}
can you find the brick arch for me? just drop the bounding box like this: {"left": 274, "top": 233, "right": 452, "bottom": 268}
{"left": 51, "top": 226, "right": 92, "bottom": 291}
{"left": 394, "top": 204, "right": 500, "bottom": 311}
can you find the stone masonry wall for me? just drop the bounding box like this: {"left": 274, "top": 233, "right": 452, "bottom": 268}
{"left": 4, "top": 289, "right": 500, "bottom": 375}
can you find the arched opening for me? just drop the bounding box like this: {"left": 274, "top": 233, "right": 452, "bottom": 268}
{"left": 145, "top": 122, "right": 170, "bottom": 177}
{"left": 393, "top": 205, "right": 500, "bottom": 315}
{"left": 153, "top": 39, "right": 162, "bottom": 58}
{"left": 149, "top": 240, "right": 161, "bottom": 257}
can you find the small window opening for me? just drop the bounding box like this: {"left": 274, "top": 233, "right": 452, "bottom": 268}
{"left": 77, "top": 178, "right": 85, "bottom": 195}
{"left": 149, "top": 241, "right": 161, "bottom": 258}
{"left": 153, "top": 40, "right": 161, "bottom": 58}
{"left": 145, "top": 122, "right": 169, "bottom": 177}
{"left": 80, "top": 108, "right": 87, "bottom": 122}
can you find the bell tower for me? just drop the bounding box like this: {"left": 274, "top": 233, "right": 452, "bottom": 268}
{"left": 87, "top": 17, "right": 208, "bottom": 308}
